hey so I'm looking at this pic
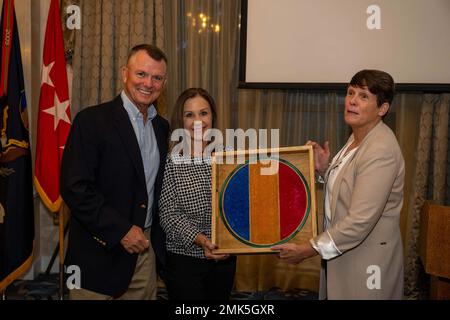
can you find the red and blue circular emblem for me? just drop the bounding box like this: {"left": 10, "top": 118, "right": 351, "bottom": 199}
{"left": 219, "top": 158, "right": 310, "bottom": 247}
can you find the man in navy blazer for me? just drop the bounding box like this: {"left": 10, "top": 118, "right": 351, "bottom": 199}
{"left": 61, "top": 44, "right": 169, "bottom": 299}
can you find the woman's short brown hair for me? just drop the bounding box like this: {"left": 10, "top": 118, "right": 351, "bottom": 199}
{"left": 349, "top": 69, "right": 395, "bottom": 107}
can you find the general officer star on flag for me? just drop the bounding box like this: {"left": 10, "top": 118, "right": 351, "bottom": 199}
{"left": 34, "top": 0, "right": 72, "bottom": 213}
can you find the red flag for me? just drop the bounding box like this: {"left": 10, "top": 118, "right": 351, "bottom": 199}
{"left": 34, "top": 0, "right": 71, "bottom": 213}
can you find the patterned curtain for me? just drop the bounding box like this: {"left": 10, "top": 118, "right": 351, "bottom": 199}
{"left": 163, "top": 0, "right": 240, "bottom": 133}
{"left": 404, "top": 94, "right": 450, "bottom": 299}
{"left": 61, "top": 0, "right": 78, "bottom": 65}
{"left": 70, "top": 0, "right": 166, "bottom": 116}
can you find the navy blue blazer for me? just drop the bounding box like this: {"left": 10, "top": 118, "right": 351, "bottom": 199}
{"left": 61, "top": 95, "right": 169, "bottom": 297}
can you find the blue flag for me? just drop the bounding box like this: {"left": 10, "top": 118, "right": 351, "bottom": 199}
{"left": 0, "top": 0, "right": 35, "bottom": 291}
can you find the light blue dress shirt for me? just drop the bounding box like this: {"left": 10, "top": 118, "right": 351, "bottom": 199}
{"left": 121, "top": 91, "right": 160, "bottom": 228}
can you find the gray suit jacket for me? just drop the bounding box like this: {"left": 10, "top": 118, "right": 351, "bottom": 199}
{"left": 313, "top": 121, "right": 404, "bottom": 299}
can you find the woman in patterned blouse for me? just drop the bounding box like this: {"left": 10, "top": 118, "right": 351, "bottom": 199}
{"left": 159, "top": 88, "right": 236, "bottom": 300}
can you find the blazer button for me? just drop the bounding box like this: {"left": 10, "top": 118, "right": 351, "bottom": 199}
{"left": 140, "top": 204, "right": 147, "bottom": 209}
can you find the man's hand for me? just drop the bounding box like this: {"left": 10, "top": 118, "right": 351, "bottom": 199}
{"left": 195, "top": 233, "right": 230, "bottom": 261}
{"left": 271, "top": 242, "right": 318, "bottom": 265}
{"left": 120, "top": 225, "right": 150, "bottom": 254}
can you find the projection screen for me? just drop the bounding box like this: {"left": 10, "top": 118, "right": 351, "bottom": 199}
{"left": 239, "top": 0, "right": 450, "bottom": 91}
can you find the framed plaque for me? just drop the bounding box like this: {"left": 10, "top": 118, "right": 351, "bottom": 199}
{"left": 211, "top": 146, "right": 317, "bottom": 254}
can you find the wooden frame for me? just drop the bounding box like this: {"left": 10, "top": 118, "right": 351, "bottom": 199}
{"left": 211, "top": 146, "right": 317, "bottom": 254}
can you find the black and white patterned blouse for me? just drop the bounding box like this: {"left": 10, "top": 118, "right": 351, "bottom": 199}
{"left": 159, "top": 155, "right": 213, "bottom": 259}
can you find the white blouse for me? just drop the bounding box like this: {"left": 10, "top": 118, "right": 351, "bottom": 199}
{"left": 311, "top": 142, "right": 358, "bottom": 260}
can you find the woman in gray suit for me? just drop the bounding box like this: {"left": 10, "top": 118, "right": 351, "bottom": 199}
{"left": 272, "top": 69, "right": 405, "bottom": 300}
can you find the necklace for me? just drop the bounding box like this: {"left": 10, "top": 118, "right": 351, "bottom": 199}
{"left": 331, "top": 141, "right": 359, "bottom": 171}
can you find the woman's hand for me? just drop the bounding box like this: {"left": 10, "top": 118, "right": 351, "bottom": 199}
{"left": 195, "top": 233, "right": 230, "bottom": 261}
{"left": 271, "top": 242, "right": 318, "bottom": 264}
{"left": 306, "top": 140, "right": 330, "bottom": 177}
